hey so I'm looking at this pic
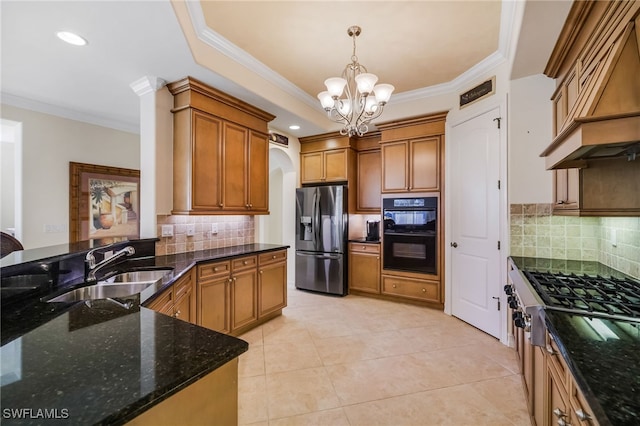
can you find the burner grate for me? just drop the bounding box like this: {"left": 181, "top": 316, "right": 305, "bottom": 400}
{"left": 524, "top": 271, "right": 640, "bottom": 318}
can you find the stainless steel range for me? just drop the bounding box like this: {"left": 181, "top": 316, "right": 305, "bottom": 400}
{"left": 506, "top": 258, "right": 640, "bottom": 346}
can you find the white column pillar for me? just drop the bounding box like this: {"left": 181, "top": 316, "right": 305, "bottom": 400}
{"left": 130, "top": 76, "right": 172, "bottom": 239}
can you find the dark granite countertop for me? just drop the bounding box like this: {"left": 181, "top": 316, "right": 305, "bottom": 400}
{"left": 545, "top": 311, "right": 640, "bottom": 426}
{"left": 510, "top": 256, "right": 640, "bottom": 426}
{"left": 0, "top": 303, "right": 247, "bottom": 425}
{"left": 0, "top": 243, "right": 289, "bottom": 425}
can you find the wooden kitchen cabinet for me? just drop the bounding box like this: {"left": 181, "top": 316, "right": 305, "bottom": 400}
{"left": 356, "top": 141, "right": 382, "bottom": 212}
{"left": 198, "top": 260, "right": 232, "bottom": 334}
{"left": 380, "top": 137, "right": 440, "bottom": 193}
{"left": 258, "top": 250, "right": 287, "bottom": 318}
{"left": 300, "top": 148, "right": 350, "bottom": 184}
{"left": 348, "top": 243, "right": 380, "bottom": 294}
{"left": 167, "top": 76, "right": 274, "bottom": 215}
{"left": 381, "top": 275, "right": 440, "bottom": 303}
{"left": 377, "top": 112, "right": 445, "bottom": 194}
{"left": 553, "top": 168, "right": 580, "bottom": 213}
{"left": 147, "top": 271, "right": 196, "bottom": 324}
{"left": 196, "top": 250, "right": 287, "bottom": 336}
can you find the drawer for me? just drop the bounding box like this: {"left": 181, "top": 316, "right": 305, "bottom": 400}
{"left": 147, "top": 287, "right": 173, "bottom": 314}
{"left": 382, "top": 276, "right": 439, "bottom": 302}
{"left": 232, "top": 255, "right": 257, "bottom": 271}
{"left": 173, "top": 272, "right": 192, "bottom": 299}
{"left": 349, "top": 242, "right": 380, "bottom": 254}
{"left": 259, "top": 249, "right": 287, "bottom": 265}
{"left": 198, "top": 261, "right": 231, "bottom": 280}
{"left": 547, "top": 333, "right": 569, "bottom": 388}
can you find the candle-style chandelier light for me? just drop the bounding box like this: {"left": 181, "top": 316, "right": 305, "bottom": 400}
{"left": 317, "top": 26, "right": 395, "bottom": 137}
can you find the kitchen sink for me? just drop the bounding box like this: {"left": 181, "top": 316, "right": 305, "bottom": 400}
{"left": 45, "top": 268, "right": 172, "bottom": 303}
{"left": 100, "top": 270, "right": 172, "bottom": 283}
{"left": 46, "top": 282, "right": 156, "bottom": 303}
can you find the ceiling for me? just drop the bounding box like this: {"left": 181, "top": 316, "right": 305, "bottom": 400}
{"left": 0, "top": 1, "right": 572, "bottom": 138}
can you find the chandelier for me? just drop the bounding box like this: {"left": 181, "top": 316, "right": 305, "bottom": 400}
{"left": 317, "top": 26, "right": 394, "bottom": 137}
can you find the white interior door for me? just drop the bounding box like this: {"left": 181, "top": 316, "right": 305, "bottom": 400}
{"left": 450, "top": 108, "right": 502, "bottom": 338}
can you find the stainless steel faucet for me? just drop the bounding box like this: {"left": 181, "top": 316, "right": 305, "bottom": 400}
{"left": 85, "top": 245, "right": 135, "bottom": 282}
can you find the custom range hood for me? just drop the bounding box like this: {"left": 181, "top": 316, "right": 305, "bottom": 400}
{"left": 541, "top": 1, "right": 640, "bottom": 170}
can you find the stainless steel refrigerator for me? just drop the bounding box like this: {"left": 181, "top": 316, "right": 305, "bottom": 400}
{"left": 295, "top": 185, "right": 347, "bottom": 296}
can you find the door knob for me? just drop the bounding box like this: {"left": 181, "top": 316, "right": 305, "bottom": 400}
{"left": 450, "top": 242, "right": 458, "bottom": 248}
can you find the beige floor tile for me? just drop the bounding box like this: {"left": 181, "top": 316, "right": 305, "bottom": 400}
{"left": 263, "top": 340, "right": 322, "bottom": 374}
{"left": 238, "top": 345, "right": 265, "bottom": 377}
{"left": 238, "top": 375, "right": 268, "bottom": 425}
{"left": 344, "top": 383, "right": 519, "bottom": 426}
{"left": 265, "top": 367, "right": 341, "bottom": 419}
{"left": 268, "top": 408, "right": 351, "bottom": 426}
{"left": 326, "top": 355, "right": 429, "bottom": 405}
{"left": 237, "top": 289, "right": 530, "bottom": 425}
{"left": 469, "top": 375, "right": 531, "bottom": 425}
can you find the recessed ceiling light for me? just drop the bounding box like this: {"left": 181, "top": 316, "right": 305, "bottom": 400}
{"left": 289, "top": 125, "right": 300, "bottom": 130}
{"left": 56, "top": 31, "right": 88, "bottom": 46}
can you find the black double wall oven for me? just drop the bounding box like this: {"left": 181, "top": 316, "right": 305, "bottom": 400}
{"left": 382, "top": 195, "right": 438, "bottom": 275}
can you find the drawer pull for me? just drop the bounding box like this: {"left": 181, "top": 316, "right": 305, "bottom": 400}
{"left": 546, "top": 345, "right": 557, "bottom": 356}
{"left": 214, "top": 267, "right": 219, "bottom": 272}
{"left": 174, "top": 310, "right": 181, "bottom": 318}
{"left": 422, "top": 288, "right": 426, "bottom": 292}
{"left": 553, "top": 408, "right": 567, "bottom": 418}
{"left": 392, "top": 284, "right": 397, "bottom": 288}
{"left": 243, "top": 260, "right": 248, "bottom": 265}
{"left": 273, "top": 255, "right": 277, "bottom": 259}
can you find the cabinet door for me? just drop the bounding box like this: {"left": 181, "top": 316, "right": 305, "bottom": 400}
{"left": 231, "top": 269, "right": 258, "bottom": 331}
{"left": 357, "top": 150, "right": 381, "bottom": 211}
{"left": 301, "top": 152, "right": 324, "bottom": 183}
{"left": 348, "top": 250, "right": 380, "bottom": 294}
{"left": 258, "top": 260, "right": 287, "bottom": 317}
{"left": 223, "top": 122, "right": 249, "bottom": 210}
{"left": 546, "top": 362, "right": 571, "bottom": 426}
{"left": 173, "top": 288, "right": 194, "bottom": 323}
{"left": 147, "top": 287, "right": 173, "bottom": 316}
{"left": 381, "top": 142, "right": 409, "bottom": 192}
{"left": 553, "top": 168, "right": 580, "bottom": 212}
{"left": 199, "top": 277, "right": 231, "bottom": 333}
{"left": 410, "top": 137, "right": 439, "bottom": 191}
{"left": 192, "top": 111, "right": 223, "bottom": 210}
{"left": 248, "top": 131, "right": 269, "bottom": 212}
{"left": 324, "top": 149, "right": 348, "bottom": 182}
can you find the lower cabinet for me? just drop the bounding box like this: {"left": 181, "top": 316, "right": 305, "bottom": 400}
{"left": 381, "top": 275, "right": 440, "bottom": 303}
{"left": 512, "top": 324, "right": 598, "bottom": 426}
{"left": 348, "top": 243, "right": 380, "bottom": 294}
{"left": 195, "top": 249, "right": 288, "bottom": 336}
{"left": 147, "top": 271, "right": 196, "bottom": 324}
{"left": 258, "top": 250, "right": 288, "bottom": 317}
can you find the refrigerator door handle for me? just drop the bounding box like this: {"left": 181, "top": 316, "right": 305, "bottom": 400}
{"left": 296, "top": 252, "right": 341, "bottom": 260}
{"left": 313, "top": 189, "right": 321, "bottom": 248}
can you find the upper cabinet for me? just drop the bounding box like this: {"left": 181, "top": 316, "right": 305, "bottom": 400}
{"left": 542, "top": 1, "right": 640, "bottom": 169}
{"left": 377, "top": 112, "right": 446, "bottom": 194}
{"left": 543, "top": 2, "right": 640, "bottom": 216}
{"left": 354, "top": 133, "right": 382, "bottom": 212}
{"left": 299, "top": 134, "right": 354, "bottom": 185}
{"left": 168, "top": 77, "right": 275, "bottom": 215}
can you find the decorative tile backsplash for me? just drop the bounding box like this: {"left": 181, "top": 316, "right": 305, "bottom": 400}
{"left": 510, "top": 204, "right": 639, "bottom": 279}
{"left": 155, "top": 215, "right": 254, "bottom": 255}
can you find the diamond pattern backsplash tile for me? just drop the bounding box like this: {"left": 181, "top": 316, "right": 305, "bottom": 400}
{"left": 510, "top": 204, "right": 639, "bottom": 279}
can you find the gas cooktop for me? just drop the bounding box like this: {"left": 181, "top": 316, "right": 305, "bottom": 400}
{"left": 524, "top": 271, "right": 640, "bottom": 319}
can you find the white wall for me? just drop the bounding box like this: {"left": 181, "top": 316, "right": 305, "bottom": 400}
{"left": 508, "top": 74, "right": 556, "bottom": 204}
{"left": 0, "top": 104, "right": 139, "bottom": 249}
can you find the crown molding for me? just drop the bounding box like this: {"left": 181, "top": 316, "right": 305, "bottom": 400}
{"left": 130, "top": 76, "right": 167, "bottom": 96}
{"left": 186, "top": 0, "right": 516, "bottom": 110}
{"left": 185, "top": 1, "right": 319, "bottom": 111}
{"left": 1, "top": 92, "right": 139, "bottom": 134}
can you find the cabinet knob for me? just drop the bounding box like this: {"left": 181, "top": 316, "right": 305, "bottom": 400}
{"left": 362, "top": 246, "right": 366, "bottom": 250}
{"left": 214, "top": 267, "right": 219, "bottom": 272}
{"left": 392, "top": 284, "right": 397, "bottom": 288}
{"left": 376, "top": 256, "right": 379, "bottom": 260}
{"left": 422, "top": 288, "right": 426, "bottom": 292}
{"left": 174, "top": 310, "right": 181, "bottom": 318}
{"left": 219, "top": 203, "right": 223, "bottom": 207}
{"left": 574, "top": 409, "right": 591, "bottom": 421}
{"left": 553, "top": 408, "right": 567, "bottom": 418}
{"left": 546, "top": 345, "right": 557, "bottom": 356}
{"left": 243, "top": 260, "right": 248, "bottom": 265}
{"left": 260, "top": 270, "right": 263, "bottom": 274}
{"left": 249, "top": 204, "right": 253, "bottom": 208}
{"left": 272, "top": 255, "right": 277, "bottom": 259}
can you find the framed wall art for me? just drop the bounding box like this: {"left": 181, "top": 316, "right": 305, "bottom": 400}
{"left": 69, "top": 162, "right": 140, "bottom": 243}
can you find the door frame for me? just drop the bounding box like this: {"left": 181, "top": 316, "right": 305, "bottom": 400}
{"left": 444, "top": 95, "right": 509, "bottom": 345}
